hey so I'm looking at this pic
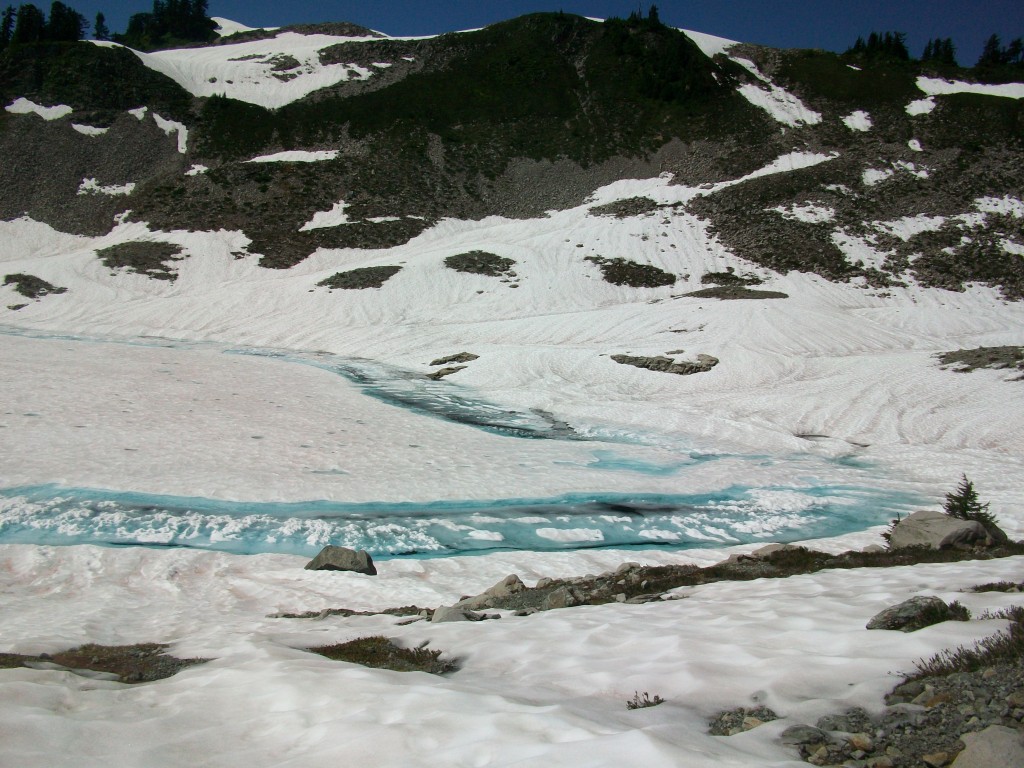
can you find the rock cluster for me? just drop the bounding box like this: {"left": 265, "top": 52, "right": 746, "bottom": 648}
{"left": 611, "top": 352, "right": 719, "bottom": 375}
{"left": 780, "top": 663, "right": 1024, "bottom": 767}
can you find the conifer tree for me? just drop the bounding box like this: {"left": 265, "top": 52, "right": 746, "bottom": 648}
{"left": 93, "top": 10, "right": 107, "bottom": 40}
{"left": 0, "top": 5, "right": 15, "bottom": 49}
{"left": 943, "top": 474, "right": 999, "bottom": 528}
{"left": 11, "top": 3, "right": 46, "bottom": 44}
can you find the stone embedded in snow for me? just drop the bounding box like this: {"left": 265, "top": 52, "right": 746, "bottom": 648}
{"left": 865, "top": 595, "right": 953, "bottom": 632}
{"left": 887, "top": 510, "right": 993, "bottom": 550}
{"left": 304, "top": 545, "right": 377, "bottom": 575}
{"left": 431, "top": 605, "right": 485, "bottom": 623}
{"left": 779, "top": 724, "right": 829, "bottom": 747}
{"left": 950, "top": 725, "right": 1024, "bottom": 768}
{"left": 611, "top": 353, "right": 719, "bottom": 376}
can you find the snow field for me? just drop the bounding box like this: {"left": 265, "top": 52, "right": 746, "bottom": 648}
{"left": 1, "top": 541, "right": 1022, "bottom": 767}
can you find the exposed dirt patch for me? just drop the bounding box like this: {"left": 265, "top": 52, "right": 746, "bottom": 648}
{"left": 588, "top": 196, "right": 662, "bottom": 218}
{"left": 444, "top": 251, "right": 516, "bottom": 277}
{"left": 96, "top": 242, "right": 185, "bottom": 281}
{"left": 3, "top": 273, "right": 68, "bottom": 298}
{"left": 684, "top": 286, "right": 789, "bottom": 300}
{"left": 585, "top": 256, "right": 675, "bottom": 287}
{"left": 317, "top": 265, "right": 403, "bottom": 289}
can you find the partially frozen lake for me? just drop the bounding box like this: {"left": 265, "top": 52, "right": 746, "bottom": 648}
{"left": 1, "top": 329, "right": 922, "bottom": 557}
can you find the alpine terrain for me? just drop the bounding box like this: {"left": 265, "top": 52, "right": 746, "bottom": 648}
{"left": 1, "top": 6, "right": 1023, "bottom": 767}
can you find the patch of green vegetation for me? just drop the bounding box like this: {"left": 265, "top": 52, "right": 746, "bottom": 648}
{"left": 317, "top": 265, "right": 402, "bottom": 290}
{"left": 0, "top": 643, "right": 207, "bottom": 683}
{"left": 97, "top": 242, "right": 184, "bottom": 281}
{"left": 585, "top": 256, "right": 675, "bottom": 287}
{"left": 938, "top": 347, "right": 1024, "bottom": 376}
{"left": 3, "top": 273, "right": 67, "bottom": 298}
{"left": 908, "top": 606, "right": 1024, "bottom": 680}
{"left": 775, "top": 48, "right": 919, "bottom": 107}
{"left": 444, "top": 251, "right": 515, "bottom": 277}
{"left": 0, "top": 41, "right": 193, "bottom": 119}
{"left": 309, "top": 636, "right": 456, "bottom": 674}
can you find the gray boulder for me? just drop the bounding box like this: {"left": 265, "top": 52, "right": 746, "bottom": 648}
{"left": 454, "top": 574, "right": 527, "bottom": 610}
{"left": 304, "top": 546, "right": 377, "bottom": 575}
{"left": 888, "top": 510, "right": 992, "bottom": 550}
{"left": 950, "top": 725, "right": 1024, "bottom": 768}
{"left": 779, "top": 724, "right": 829, "bottom": 747}
{"left": 431, "top": 606, "right": 484, "bottom": 623}
{"left": 866, "top": 596, "right": 950, "bottom": 632}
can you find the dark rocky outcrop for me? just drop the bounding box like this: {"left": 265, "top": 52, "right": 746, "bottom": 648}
{"left": 429, "top": 352, "right": 479, "bottom": 366}
{"left": 316, "top": 266, "right": 402, "bottom": 290}
{"left": 304, "top": 545, "right": 377, "bottom": 575}
{"left": 585, "top": 256, "right": 676, "bottom": 287}
{"left": 612, "top": 352, "right": 719, "bottom": 375}
{"left": 3, "top": 272, "right": 67, "bottom": 298}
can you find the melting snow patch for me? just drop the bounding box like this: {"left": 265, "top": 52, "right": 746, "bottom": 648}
{"left": 128, "top": 106, "right": 148, "bottom": 120}
{"left": 152, "top": 113, "right": 188, "bottom": 154}
{"left": 908, "top": 139, "right": 923, "bottom": 152}
{"left": 367, "top": 216, "right": 402, "bottom": 223}
{"left": 737, "top": 83, "right": 822, "bottom": 127}
{"left": 873, "top": 214, "right": 946, "bottom": 240}
{"left": 842, "top": 110, "right": 872, "bottom": 132}
{"left": 212, "top": 17, "right": 264, "bottom": 37}
{"left": 247, "top": 150, "right": 339, "bottom": 163}
{"left": 1003, "top": 240, "right": 1024, "bottom": 255}
{"left": 847, "top": 64, "right": 862, "bottom": 71}
{"left": 772, "top": 203, "right": 835, "bottom": 224}
{"left": 72, "top": 124, "right": 108, "bottom": 136}
{"left": 895, "top": 160, "right": 929, "bottom": 179}
{"left": 372, "top": 62, "right": 393, "bottom": 68}
{"left": 5, "top": 97, "right": 72, "bottom": 121}
{"left": 975, "top": 196, "right": 1024, "bottom": 218}
{"left": 906, "top": 97, "right": 936, "bottom": 116}
{"left": 683, "top": 29, "right": 738, "bottom": 58}
{"left": 917, "top": 76, "right": 1024, "bottom": 99}
{"left": 831, "top": 230, "right": 890, "bottom": 271}
{"left": 185, "top": 164, "right": 209, "bottom": 176}
{"left": 300, "top": 201, "right": 351, "bottom": 231}
{"left": 863, "top": 168, "right": 894, "bottom": 186}
{"left": 77, "top": 178, "right": 135, "bottom": 196}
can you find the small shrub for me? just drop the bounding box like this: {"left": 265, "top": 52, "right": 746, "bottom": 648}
{"left": 970, "top": 581, "right": 1023, "bottom": 593}
{"left": 908, "top": 605, "right": 1024, "bottom": 679}
{"left": 309, "top": 636, "right": 457, "bottom": 674}
{"left": 943, "top": 474, "right": 1001, "bottom": 530}
{"left": 626, "top": 691, "right": 665, "bottom": 710}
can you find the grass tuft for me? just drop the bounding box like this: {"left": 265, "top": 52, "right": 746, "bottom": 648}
{"left": 309, "top": 636, "right": 457, "bottom": 674}
{"left": 627, "top": 691, "right": 666, "bottom": 710}
{"left": 908, "top": 605, "right": 1024, "bottom": 679}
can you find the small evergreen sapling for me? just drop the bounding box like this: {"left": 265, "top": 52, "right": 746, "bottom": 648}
{"left": 942, "top": 474, "right": 1008, "bottom": 544}
{"left": 942, "top": 474, "right": 998, "bottom": 527}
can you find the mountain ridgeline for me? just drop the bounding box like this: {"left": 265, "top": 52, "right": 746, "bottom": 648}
{"left": 0, "top": 11, "right": 1022, "bottom": 295}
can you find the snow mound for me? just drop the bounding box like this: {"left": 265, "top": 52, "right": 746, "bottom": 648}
{"left": 5, "top": 97, "right": 72, "bottom": 121}
{"left": 917, "top": 76, "right": 1024, "bottom": 100}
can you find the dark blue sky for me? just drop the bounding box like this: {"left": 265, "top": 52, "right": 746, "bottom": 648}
{"left": 63, "top": 1, "right": 1023, "bottom": 65}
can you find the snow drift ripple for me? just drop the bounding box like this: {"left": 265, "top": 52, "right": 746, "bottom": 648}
{"left": 0, "top": 484, "right": 921, "bottom": 558}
